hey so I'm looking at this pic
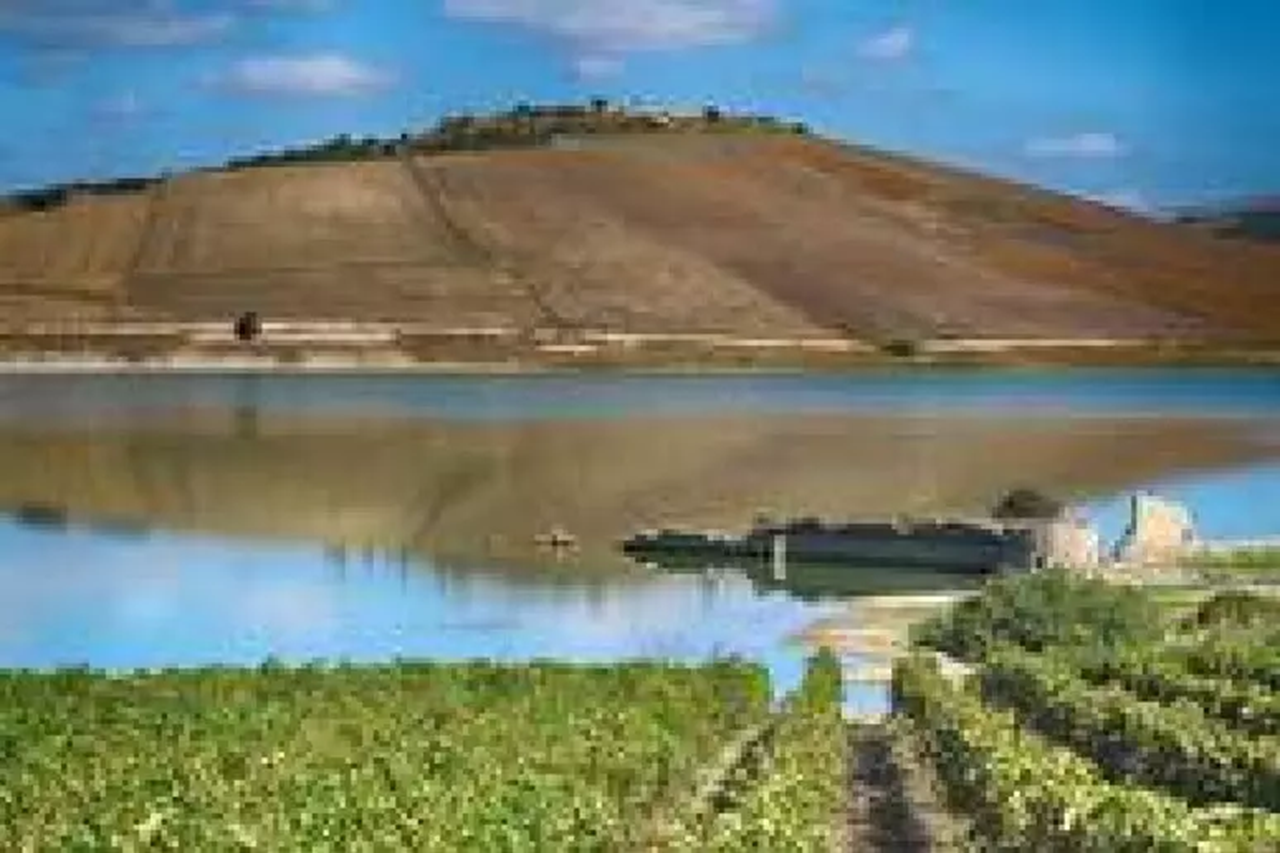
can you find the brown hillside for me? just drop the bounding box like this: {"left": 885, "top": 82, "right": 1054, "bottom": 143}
{"left": 2, "top": 134, "right": 1278, "bottom": 339}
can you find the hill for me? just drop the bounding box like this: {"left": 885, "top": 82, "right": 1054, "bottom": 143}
{"left": 2, "top": 102, "right": 1279, "bottom": 350}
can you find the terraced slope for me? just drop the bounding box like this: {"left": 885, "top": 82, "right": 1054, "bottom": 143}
{"left": 2, "top": 133, "right": 1279, "bottom": 340}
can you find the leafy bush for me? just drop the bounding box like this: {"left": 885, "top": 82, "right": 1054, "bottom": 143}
{"left": 1181, "top": 635, "right": 1280, "bottom": 692}
{"left": 911, "top": 569, "right": 1165, "bottom": 659}
{"left": 880, "top": 338, "right": 920, "bottom": 358}
{"left": 1189, "top": 590, "right": 1280, "bottom": 630}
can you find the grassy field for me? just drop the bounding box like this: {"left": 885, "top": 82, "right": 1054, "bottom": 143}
{"left": 0, "top": 657, "right": 844, "bottom": 851}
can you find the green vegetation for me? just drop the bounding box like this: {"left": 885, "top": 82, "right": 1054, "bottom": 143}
{"left": 977, "top": 644, "right": 1280, "bottom": 811}
{"left": 2, "top": 175, "right": 161, "bottom": 213}
{"left": 1180, "top": 633, "right": 1280, "bottom": 691}
{"left": 910, "top": 568, "right": 1164, "bottom": 659}
{"left": 1068, "top": 644, "right": 1280, "bottom": 737}
{"left": 229, "top": 102, "right": 805, "bottom": 168}
{"left": 1185, "top": 588, "right": 1280, "bottom": 629}
{"left": 0, "top": 660, "right": 762, "bottom": 850}
{"left": 1183, "top": 546, "right": 1280, "bottom": 582}
{"left": 4, "top": 101, "right": 809, "bottom": 214}
{"left": 894, "top": 571, "right": 1280, "bottom": 849}
{"left": 878, "top": 338, "right": 921, "bottom": 359}
{"left": 0, "top": 655, "right": 849, "bottom": 851}
{"left": 892, "top": 654, "right": 1280, "bottom": 851}
{"left": 658, "top": 648, "right": 846, "bottom": 850}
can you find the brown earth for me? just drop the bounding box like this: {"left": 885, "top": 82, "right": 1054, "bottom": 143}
{"left": 2, "top": 134, "right": 1279, "bottom": 342}
{"left": 0, "top": 412, "right": 1272, "bottom": 572}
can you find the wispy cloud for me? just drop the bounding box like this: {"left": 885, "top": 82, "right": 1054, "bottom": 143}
{"left": 1025, "top": 132, "right": 1126, "bottom": 159}
{"left": 857, "top": 25, "right": 913, "bottom": 62}
{"left": 92, "top": 91, "right": 147, "bottom": 121}
{"left": 0, "top": 1, "right": 331, "bottom": 51}
{"left": 443, "top": 0, "right": 777, "bottom": 72}
{"left": 0, "top": 4, "right": 234, "bottom": 49}
{"left": 214, "top": 54, "right": 394, "bottom": 98}
{"left": 245, "top": 0, "right": 336, "bottom": 9}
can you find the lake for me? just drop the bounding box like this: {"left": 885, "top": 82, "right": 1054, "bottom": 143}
{"left": 1, "top": 369, "right": 1278, "bottom": 712}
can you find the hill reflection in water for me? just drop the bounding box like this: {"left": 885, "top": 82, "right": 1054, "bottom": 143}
{"left": 0, "top": 410, "right": 1273, "bottom": 575}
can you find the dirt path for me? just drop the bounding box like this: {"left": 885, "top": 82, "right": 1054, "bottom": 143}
{"left": 845, "top": 723, "right": 967, "bottom": 852}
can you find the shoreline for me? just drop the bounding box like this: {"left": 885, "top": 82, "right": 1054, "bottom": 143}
{"left": 1, "top": 324, "right": 1279, "bottom": 373}
{"left": 1, "top": 347, "right": 1279, "bottom": 375}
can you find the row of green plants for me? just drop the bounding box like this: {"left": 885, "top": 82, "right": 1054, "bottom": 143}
{"left": 0, "top": 659, "right": 772, "bottom": 851}
{"left": 1180, "top": 589, "right": 1280, "bottom": 632}
{"left": 892, "top": 654, "right": 1280, "bottom": 852}
{"left": 976, "top": 645, "right": 1280, "bottom": 812}
{"left": 1067, "top": 644, "right": 1280, "bottom": 737}
{"left": 659, "top": 648, "right": 847, "bottom": 851}
{"left": 1179, "top": 634, "right": 1280, "bottom": 692}
{"left": 1184, "top": 546, "right": 1280, "bottom": 572}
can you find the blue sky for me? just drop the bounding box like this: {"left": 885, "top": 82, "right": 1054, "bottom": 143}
{"left": 0, "top": 1, "right": 1277, "bottom": 211}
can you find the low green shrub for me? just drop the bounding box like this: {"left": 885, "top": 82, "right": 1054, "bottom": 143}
{"left": 1188, "top": 590, "right": 1280, "bottom": 630}
{"left": 911, "top": 569, "right": 1165, "bottom": 660}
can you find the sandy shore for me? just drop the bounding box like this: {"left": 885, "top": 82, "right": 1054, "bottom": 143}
{"left": 1, "top": 336, "right": 1279, "bottom": 374}
{"left": 0, "top": 355, "right": 532, "bottom": 375}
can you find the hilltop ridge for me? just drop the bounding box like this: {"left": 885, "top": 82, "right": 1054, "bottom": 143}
{"left": 2, "top": 101, "right": 805, "bottom": 213}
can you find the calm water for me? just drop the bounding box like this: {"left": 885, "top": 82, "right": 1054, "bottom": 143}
{"left": 1, "top": 367, "right": 1279, "bottom": 423}
{"left": 1, "top": 369, "right": 1278, "bottom": 713}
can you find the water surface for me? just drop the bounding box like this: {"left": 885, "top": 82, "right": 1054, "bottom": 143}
{"left": 1, "top": 368, "right": 1279, "bottom": 424}
{"left": 1, "top": 369, "right": 1277, "bottom": 712}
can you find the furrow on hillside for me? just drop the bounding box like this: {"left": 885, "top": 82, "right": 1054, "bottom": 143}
{"left": 400, "top": 154, "right": 562, "bottom": 329}
{"left": 413, "top": 150, "right": 826, "bottom": 335}
{"left": 118, "top": 180, "right": 167, "bottom": 310}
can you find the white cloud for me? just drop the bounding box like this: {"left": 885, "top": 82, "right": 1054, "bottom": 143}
{"left": 1025, "top": 132, "right": 1126, "bottom": 159}
{"left": 444, "top": 0, "right": 776, "bottom": 71}
{"left": 216, "top": 54, "right": 394, "bottom": 98}
{"left": 857, "top": 25, "right": 913, "bottom": 61}
{"left": 0, "top": 2, "right": 333, "bottom": 52}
